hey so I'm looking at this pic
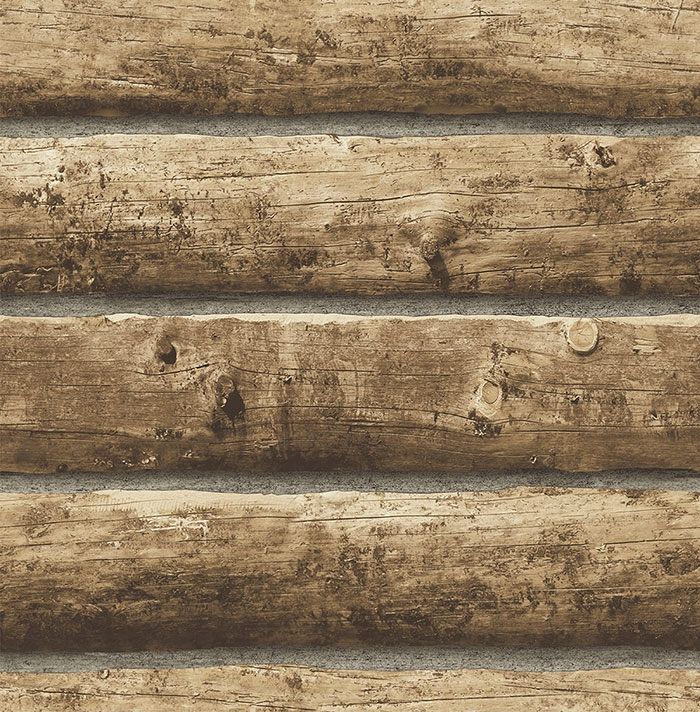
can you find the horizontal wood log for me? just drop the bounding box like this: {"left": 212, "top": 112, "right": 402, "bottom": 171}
{"left": 1, "top": 314, "right": 698, "bottom": 474}
{"left": 1, "top": 666, "right": 699, "bottom": 710}
{"left": 1, "top": 488, "right": 700, "bottom": 650}
{"left": 1, "top": 1, "right": 699, "bottom": 117}
{"left": 2, "top": 134, "right": 699, "bottom": 296}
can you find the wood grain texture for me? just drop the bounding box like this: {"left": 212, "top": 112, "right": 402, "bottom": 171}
{"left": 1, "top": 0, "right": 699, "bottom": 117}
{"left": 2, "top": 134, "right": 699, "bottom": 296}
{"left": 2, "top": 488, "right": 700, "bottom": 651}
{"left": 1, "top": 314, "right": 699, "bottom": 475}
{"left": 1, "top": 666, "right": 700, "bottom": 710}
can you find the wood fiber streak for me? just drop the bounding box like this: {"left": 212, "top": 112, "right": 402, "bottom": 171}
{"left": 1, "top": 314, "right": 698, "bottom": 474}
{"left": 2, "top": 488, "right": 700, "bottom": 651}
{"left": 1, "top": 666, "right": 700, "bottom": 710}
{"left": 0, "top": 0, "right": 699, "bottom": 117}
{"left": 1, "top": 135, "right": 699, "bottom": 296}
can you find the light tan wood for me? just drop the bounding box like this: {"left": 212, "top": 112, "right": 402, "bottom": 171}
{"left": 1, "top": 666, "right": 699, "bottom": 710}
{"left": 566, "top": 319, "right": 600, "bottom": 355}
{"left": 1, "top": 0, "right": 699, "bottom": 117}
{"left": 1, "top": 488, "right": 700, "bottom": 651}
{"left": 1, "top": 314, "right": 698, "bottom": 474}
{"left": 1, "top": 134, "right": 699, "bottom": 296}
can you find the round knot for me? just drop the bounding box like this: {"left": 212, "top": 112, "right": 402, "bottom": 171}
{"left": 480, "top": 380, "right": 501, "bottom": 405}
{"left": 566, "top": 318, "right": 599, "bottom": 355}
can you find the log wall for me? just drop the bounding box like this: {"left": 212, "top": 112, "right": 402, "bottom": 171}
{"left": 1, "top": 314, "right": 698, "bottom": 475}
{"left": 1, "top": 0, "right": 699, "bottom": 117}
{"left": 1, "top": 488, "right": 699, "bottom": 651}
{"left": 2, "top": 134, "right": 698, "bottom": 296}
{"left": 1, "top": 666, "right": 699, "bottom": 711}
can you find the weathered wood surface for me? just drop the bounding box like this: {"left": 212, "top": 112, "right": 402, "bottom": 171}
{"left": 1, "top": 314, "right": 698, "bottom": 474}
{"left": 1, "top": 0, "right": 699, "bottom": 117}
{"left": 2, "top": 134, "right": 699, "bottom": 296}
{"left": 2, "top": 488, "right": 700, "bottom": 651}
{"left": 1, "top": 666, "right": 699, "bottom": 710}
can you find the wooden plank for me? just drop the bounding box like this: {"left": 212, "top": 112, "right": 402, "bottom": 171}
{"left": 1, "top": 1, "right": 699, "bottom": 117}
{"left": 2, "top": 134, "right": 699, "bottom": 296}
{"left": 1, "top": 666, "right": 699, "bottom": 710}
{"left": 1, "top": 314, "right": 698, "bottom": 474}
{"left": 1, "top": 488, "right": 700, "bottom": 651}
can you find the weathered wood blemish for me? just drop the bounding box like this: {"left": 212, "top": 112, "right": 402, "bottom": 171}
{"left": 136, "top": 514, "right": 210, "bottom": 540}
{"left": 468, "top": 409, "right": 503, "bottom": 438}
{"left": 620, "top": 264, "right": 643, "bottom": 295}
{"left": 420, "top": 232, "right": 450, "bottom": 289}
